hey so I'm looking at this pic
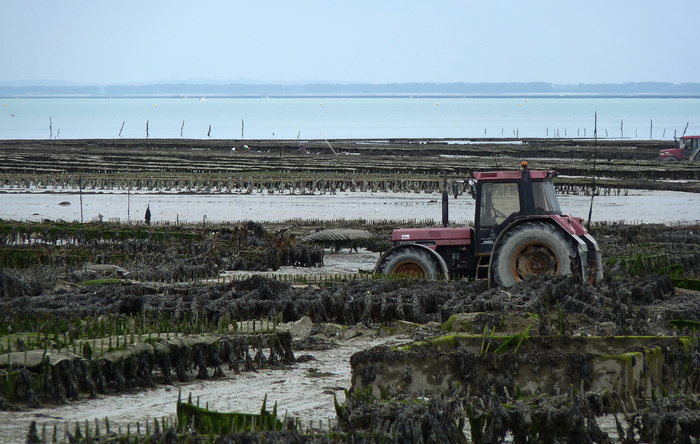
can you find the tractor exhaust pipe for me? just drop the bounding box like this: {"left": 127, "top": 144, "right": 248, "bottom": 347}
{"left": 442, "top": 188, "right": 449, "bottom": 227}
{"left": 441, "top": 169, "right": 452, "bottom": 228}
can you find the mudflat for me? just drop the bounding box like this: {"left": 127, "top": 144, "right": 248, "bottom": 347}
{"left": 1, "top": 138, "right": 700, "bottom": 443}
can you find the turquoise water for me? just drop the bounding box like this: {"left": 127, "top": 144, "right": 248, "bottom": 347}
{"left": 1, "top": 97, "right": 698, "bottom": 140}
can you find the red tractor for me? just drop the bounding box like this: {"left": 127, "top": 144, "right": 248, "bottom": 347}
{"left": 658, "top": 135, "right": 700, "bottom": 162}
{"left": 374, "top": 162, "right": 603, "bottom": 287}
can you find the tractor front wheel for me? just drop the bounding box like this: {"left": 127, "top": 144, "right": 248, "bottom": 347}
{"left": 378, "top": 248, "right": 442, "bottom": 280}
{"left": 492, "top": 222, "right": 577, "bottom": 287}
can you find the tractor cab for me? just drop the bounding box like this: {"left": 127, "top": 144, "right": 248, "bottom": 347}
{"left": 680, "top": 135, "right": 700, "bottom": 150}
{"left": 472, "top": 163, "right": 560, "bottom": 255}
{"left": 680, "top": 136, "right": 700, "bottom": 161}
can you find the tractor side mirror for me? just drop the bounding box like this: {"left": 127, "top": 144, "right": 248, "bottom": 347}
{"left": 469, "top": 180, "right": 477, "bottom": 199}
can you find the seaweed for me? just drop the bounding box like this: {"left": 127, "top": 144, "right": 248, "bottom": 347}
{"left": 176, "top": 393, "right": 284, "bottom": 434}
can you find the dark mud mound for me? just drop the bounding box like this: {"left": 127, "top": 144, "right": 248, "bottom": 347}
{"left": 336, "top": 389, "right": 467, "bottom": 443}
{"left": 351, "top": 335, "right": 695, "bottom": 399}
{"left": 0, "top": 220, "right": 324, "bottom": 297}
{"left": 441, "top": 274, "right": 688, "bottom": 336}
{"left": 637, "top": 396, "right": 700, "bottom": 443}
{"left": 597, "top": 223, "right": 700, "bottom": 278}
{"left": 23, "top": 392, "right": 700, "bottom": 444}
{"left": 1, "top": 273, "right": 698, "bottom": 338}
{"left": 1, "top": 331, "right": 295, "bottom": 409}
{"left": 463, "top": 390, "right": 612, "bottom": 444}
{"left": 142, "top": 278, "right": 461, "bottom": 326}
{"left": 0, "top": 276, "right": 465, "bottom": 324}
{"left": 350, "top": 333, "right": 700, "bottom": 443}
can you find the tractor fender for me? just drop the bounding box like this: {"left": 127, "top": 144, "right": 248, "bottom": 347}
{"left": 581, "top": 232, "right": 604, "bottom": 282}
{"left": 487, "top": 217, "right": 590, "bottom": 288}
{"left": 547, "top": 216, "right": 601, "bottom": 283}
{"left": 374, "top": 243, "right": 450, "bottom": 278}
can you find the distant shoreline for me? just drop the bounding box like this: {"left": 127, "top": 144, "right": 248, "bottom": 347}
{"left": 3, "top": 93, "right": 700, "bottom": 99}
{"left": 2, "top": 81, "right": 699, "bottom": 99}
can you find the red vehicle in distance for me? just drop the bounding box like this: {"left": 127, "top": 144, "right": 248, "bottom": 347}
{"left": 658, "top": 135, "right": 700, "bottom": 161}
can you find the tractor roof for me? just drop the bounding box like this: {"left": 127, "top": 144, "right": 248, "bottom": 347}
{"left": 473, "top": 170, "right": 553, "bottom": 181}
{"left": 680, "top": 135, "right": 700, "bottom": 140}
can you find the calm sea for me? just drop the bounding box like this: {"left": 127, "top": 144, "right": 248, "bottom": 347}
{"left": 1, "top": 97, "right": 698, "bottom": 140}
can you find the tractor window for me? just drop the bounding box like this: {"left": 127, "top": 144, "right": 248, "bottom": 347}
{"left": 480, "top": 182, "right": 520, "bottom": 227}
{"left": 682, "top": 139, "right": 699, "bottom": 150}
{"left": 532, "top": 181, "right": 561, "bottom": 214}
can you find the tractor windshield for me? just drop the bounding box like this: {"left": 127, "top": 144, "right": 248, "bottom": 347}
{"left": 532, "top": 181, "right": 561, "bottom": 214}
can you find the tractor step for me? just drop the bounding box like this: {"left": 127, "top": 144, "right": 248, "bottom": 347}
{"left": 475, "top": 254, "right": 490, "bottom": 279}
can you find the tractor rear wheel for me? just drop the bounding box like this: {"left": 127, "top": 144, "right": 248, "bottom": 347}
{"left": 378, "top": 248, "right": 441, "bottom": 279}
{"left": 492, "top": 222, "right": 577, "bottom": 287}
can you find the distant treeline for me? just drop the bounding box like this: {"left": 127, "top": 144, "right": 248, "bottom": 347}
{"left": 2, "top": 82, "right": 700, "bottom": 98}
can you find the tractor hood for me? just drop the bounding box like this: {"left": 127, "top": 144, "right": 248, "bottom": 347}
{"left": 659, "top": 148, "right": 682, "bottom": 156}
{"left": 393, "top": 227, "right": 472, "bottom": 246}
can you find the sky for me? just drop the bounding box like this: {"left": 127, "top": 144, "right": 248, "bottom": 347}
{"left": 2, "top": 1, "right": 699, "bottom": 86}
